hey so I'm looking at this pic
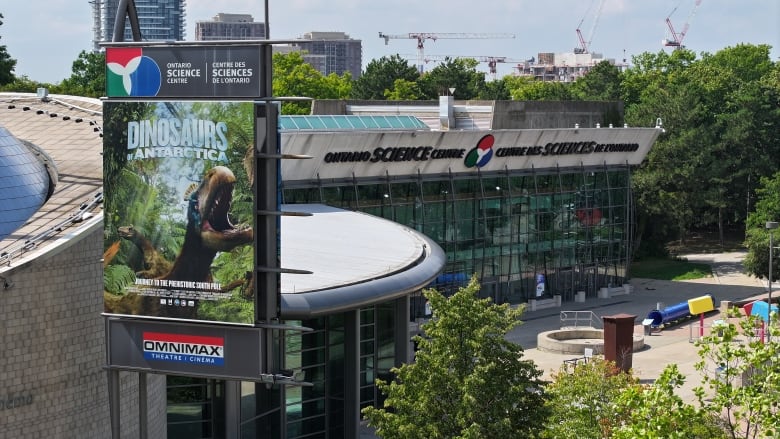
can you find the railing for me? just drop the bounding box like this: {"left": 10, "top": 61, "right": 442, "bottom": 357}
{"left": 560, "top": 310, "right": 603, "bottom": 329}
{"left": 689, "top": 319, "right": 768, "bottom": 344}
{"left": 0, "top": 190, "right": 103, "bottom": 266}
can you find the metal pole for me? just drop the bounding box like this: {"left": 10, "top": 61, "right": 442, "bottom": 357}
{"left": 108, "top": 369, "right": 121, "bottom": 438}
{"left": 139, "top": 372, "right": 148, "bottom": 439}
{"left": 769, "top": 228, "right": 774, "bottom": 342}
{"left": 767, "top": 221, "right": 778, "bottom": 343}
{"left": 264, "top": 0, "right": 270, "bottom": 39}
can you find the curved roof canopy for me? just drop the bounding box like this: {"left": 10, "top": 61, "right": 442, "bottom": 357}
{"left": 279, "top": 204, "right": 445, "bottom": 319}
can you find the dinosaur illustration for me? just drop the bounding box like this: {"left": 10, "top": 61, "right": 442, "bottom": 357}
{"left": 104, "top": 164, "right": 254, "bottom": 319}
{"left": 162, "top": 165, "right": 253, "bottom": 282}
{"left": 118, "top": 225, "right": 173, "bottom": 278}
{"left": 103, "top": 240, "right": 121, "bottom": 268}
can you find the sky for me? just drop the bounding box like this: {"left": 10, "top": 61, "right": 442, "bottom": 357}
{"left": 1, "top": 0, "right": 778, "bottom": 84}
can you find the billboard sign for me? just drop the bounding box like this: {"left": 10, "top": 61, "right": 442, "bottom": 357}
{"left": 107, "top": 318, "right": 263, "bottom": 379}
{"left": 103, "top": 100, "right": 256, "bottom": 324}
{"left": 105, "top": 45, "right": 262, "bottom": 98}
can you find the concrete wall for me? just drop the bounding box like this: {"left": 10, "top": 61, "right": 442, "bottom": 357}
{"left": 0, "top": 225, "right": 167, "bottom": 438}
{"left": 311, "top": 99, "right": 624, "bottom": 131}
{"left": 491, "top": 101, "right": 624, "bottom": 129}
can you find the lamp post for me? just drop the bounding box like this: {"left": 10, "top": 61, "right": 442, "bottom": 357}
{"left": 767, "top": 221, "right": 779, "bottom": 342}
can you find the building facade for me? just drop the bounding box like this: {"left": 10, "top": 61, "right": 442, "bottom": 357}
{"left": 1, "top": 90, "right": 659, "bottom": 438}
{"left": 278, "top": 104, "right": 660, "bottom": 311}
{"left": 195, "top": 13, "right": 266, "bottom": 41}
{"left": 514, "top": 51, "right": 627, "bottom": 82}
{"left": 165, "top": 106, "right": 660, "bottom": 438}
{"left": 0, "top": 93, "right": 166, "bottom": 438}
{"left": 92, "top": 0, "right": 186, "bottom": 49}
{"left": 291, "top": 32, "right": 363, "bottom": 78}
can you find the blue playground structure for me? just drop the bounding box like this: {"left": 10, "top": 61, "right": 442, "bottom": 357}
{"left": 645, "top": 294, "right": 716, "bottom": 329}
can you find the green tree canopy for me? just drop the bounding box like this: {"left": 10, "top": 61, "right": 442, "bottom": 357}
{"left": 571, "top": 60, "right": 622, "bottom": 101}
{"left": 542, "top": 358, "right": 640, "bottom": 439}
{"left": 383, "top": 78, "right": 420, "bottom": 100}
{"left": 417, "top": 57, "right": 486, "bottom": 100}
{"left": 363, "top": 276, "right": 548, "bottom": 438}
{"left": 508, "top": 77, "right": 573, "bottom": 101}
{"left": 743, "top": 172, "right": 780, "bottom": 279}
{"left": 613, "top": 364, "right": 726, "bottom": 439}
{"left": 272, "top": 51, "right": 352, "bottom": 114}
{"left": 477, "top": 77, "right": 511, "bottom": 100}
{"left": 0, "top": 75, "right": 47, "bottom": 93}
{"left": 693, "top": 312, "right": 780, "bottom": 438}
{"left": 352, "top": 54, "right": 420, "bottom": 100}
{"left": 0, "top": 13, "right": 17, "bottom": 85}
{"left": 627, "top": 45, "right": 780, "bottom": 252}
{"left": 56, "top": 50, "right": 105, "bottom": 98}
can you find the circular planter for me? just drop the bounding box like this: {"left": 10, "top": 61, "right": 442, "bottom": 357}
{"left": 536, "top": 328, "right": 644, "bottom": 355}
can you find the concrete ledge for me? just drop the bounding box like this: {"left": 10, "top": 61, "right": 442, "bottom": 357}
{"left": 537, "top": 328, "right": 645, "bottom": 355}
{"left": 529, "top": 295, "right": 561, "bottom": 311}
{"left": 598, "top": 284, "right": 633, "bottom": 299}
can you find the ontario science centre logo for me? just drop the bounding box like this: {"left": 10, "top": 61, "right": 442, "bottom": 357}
{"left": 106, "top": 48, "right": 162, "bottom": 97}
{"left": 464, "top": 134, "right": 495, "bottom": 168}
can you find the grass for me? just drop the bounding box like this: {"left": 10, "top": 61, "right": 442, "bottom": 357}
{"left": 630, "top": 228, "right": 746, "bottom": 280}
{"left": 630, "top": 257, "right": 713, "bottom": 281}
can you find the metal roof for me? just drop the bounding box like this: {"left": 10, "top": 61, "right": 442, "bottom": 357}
{"left": 279, "top": 204, "right": 445, "bottom": 319}
{"left": 0, "top": 93, "right": 103, "bottom": 264}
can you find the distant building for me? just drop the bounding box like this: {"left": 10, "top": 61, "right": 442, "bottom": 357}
{"left": 92, "top": 0, "right": 186, "bottom": 49}
{"left": 195, "top": 13, "right": 266, "bottom": 41}
{"left": 290, "top": 32, "right": 362, "bottom": 78}
{"left": 514, "top": 51, "right": 627, "bottom": 82}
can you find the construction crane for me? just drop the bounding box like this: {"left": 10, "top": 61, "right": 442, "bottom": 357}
{"left": 379, "top": 32, "right": 516, "bottom": 73}
{"left": 663, "top": 0, "right": 703, "bottom": 48}
{"left": 575, "top": 0, "right": 605, "bottom": 54}
{"left": 402, "top": 54, "right": 524, "bottom": 80}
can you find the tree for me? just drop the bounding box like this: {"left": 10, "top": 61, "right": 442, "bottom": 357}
{"left": 417, "top": 57, "right": 486, "bottom": 100}
{"left": 477, "top": 77, "right": 511, "bottom": 100}
{"left": 613, "top": 364, "right": 726, "bottom": 439}
{"left": 56, "top": 50, "right": 105, "bottom": 97}
{"left": 272, "top": 51, "right": 352, "bottom": 114}
{"left": 0, "top": 13, "right": 17, "bottom": 85}
{"left": 693, "top": 312, "right": 780, "bottom": 438}
{"left": 0, "top": 75, "right": 46, "bottom": 93}
{"left": 362, "top": 276, "right": 548, "bottom": 438}
{"left": 352, "top": 54, "right": 419, "bottom": 100}
{"left": 571, "top": 60, "right": 622, "bottom": 101}
{"left": 626, "top": 45, "right": 780, "bottom": 252}
{"left": 542, "top": 358, "right": 640, "bottom": 439}
{"left": 384, "top": 78, "right": 419, "bottom": 100}
{"left": 508, "top": 79, "right": 573, "bottom": 101}
{"left": 743, "top": 172, "right": 780, "bottom": 279}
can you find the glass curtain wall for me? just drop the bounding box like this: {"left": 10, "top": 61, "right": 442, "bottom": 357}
{"left": 167, "top": 376, "right": 225, "bottom": 438}
{"left": 283, "top": 166, "right": 634, "bottom": 308}
{"left": 275, "top": 303, "right": 396, "bottom": 439}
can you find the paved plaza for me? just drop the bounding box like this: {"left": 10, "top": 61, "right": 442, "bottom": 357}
{"left": 517, "top": 251, "right": 770, "bottom": 402}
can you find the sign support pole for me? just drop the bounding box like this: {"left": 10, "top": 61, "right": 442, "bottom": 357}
{"left": 139, "top": 372, "right": 148, "bottom": 439}
{"left": 108, "top": 369, "right": 121, "bottom": 439}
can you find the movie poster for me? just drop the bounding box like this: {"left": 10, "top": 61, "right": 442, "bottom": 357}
{"left": 103, "top": 101, "right": 255, "bottom": 324}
